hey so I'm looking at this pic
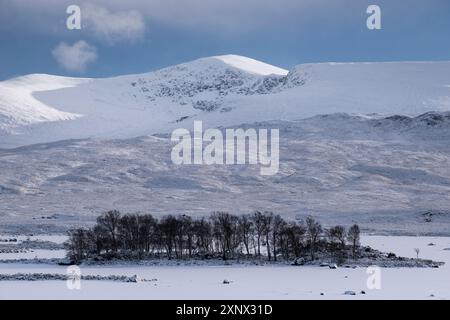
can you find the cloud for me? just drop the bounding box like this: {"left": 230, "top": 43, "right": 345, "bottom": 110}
{"left": 0, "top": 0, "right": 350, "bottom": 34}
{"left": 82, "top": 3, "right": 146, "bottom": 45}
{"left": 83, "top": 0, "right": 340, "bottom": 33}
{"left": 52, "top": 40, "right": 97, "bottom": 72}
{"left": 0, "top": 0, "right": 445, "bottom": 36}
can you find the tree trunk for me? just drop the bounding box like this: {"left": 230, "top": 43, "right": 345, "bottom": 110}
{"left": 266, "top": 234, "right": 271, "bottom": 261}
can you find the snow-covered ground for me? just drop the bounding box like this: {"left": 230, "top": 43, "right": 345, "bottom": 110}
{"left": 0, "top": 249, "right": 66, "bottom": 261}
{"left": 0, "top": 236, "right": 449, "bottom": 300}
{"left": 0, "top": 235, "right": 67, "bottom": 261}
{"left": 0, "top": 235, "right": 67, "bottom": 245}
{"left": 2, "top": 114, "right": 450, "bottom": 235}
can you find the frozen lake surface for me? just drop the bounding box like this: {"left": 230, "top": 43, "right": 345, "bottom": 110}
{"left": 0, "top": 235, "right": 67, "bottom": 244}
{"left": 0, "top": 249, "right": 66, "bottom": 261}
{"left": 0, "top": 235, "right": 449, "bottom": 300}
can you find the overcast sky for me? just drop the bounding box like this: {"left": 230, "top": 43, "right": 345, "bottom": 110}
{"left": 0, "top": 0, "right": 449, "bottom": 80}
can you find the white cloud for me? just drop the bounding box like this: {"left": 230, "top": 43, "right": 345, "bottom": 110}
{"left": 0, "top": 0, "right": 348, "bottom": 35}
{"left": 82, "top": 3, "right": 146, "bottom": 45}
{"left": 52, "top": 40, "right": 97, "bottom": 72}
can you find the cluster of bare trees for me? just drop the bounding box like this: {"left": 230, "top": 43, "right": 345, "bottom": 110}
{"left": 66, "top": 210, "right": 360, "bottom": 263}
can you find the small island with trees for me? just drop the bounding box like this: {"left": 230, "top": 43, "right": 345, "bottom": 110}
{"left": 64, "top": 210, "right": 443, "bottom": 268}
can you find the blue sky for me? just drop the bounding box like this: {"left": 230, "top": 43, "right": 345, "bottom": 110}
{"left": 0, "top": 0, "right": 449, "bottom": 80}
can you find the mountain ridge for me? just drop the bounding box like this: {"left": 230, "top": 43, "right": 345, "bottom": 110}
{"left": 1, "top": 55, "right": 450, "bottom": 148}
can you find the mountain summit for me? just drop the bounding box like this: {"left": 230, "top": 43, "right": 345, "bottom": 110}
{"left": 207, "top": 55, "right": 288, "bottom": 76}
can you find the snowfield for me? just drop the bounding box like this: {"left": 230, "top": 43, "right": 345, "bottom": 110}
{"left": 0, "top": 235, "right": 67, "bottom": 245}
{"left": 0, "top": 236, "right": 449, "bottom": 300}
{"left": 1, "top": 114, "right": 450, "bottom": 235}
{"left": 0, "top": 249, "right": 66, "bottom": 261}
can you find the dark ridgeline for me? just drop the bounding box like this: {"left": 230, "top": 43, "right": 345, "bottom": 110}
{"left": 66, "top": 210, "right": 360, "bottom": 264}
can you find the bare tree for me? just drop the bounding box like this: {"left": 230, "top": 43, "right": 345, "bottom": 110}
{"left": 271, "top": 214, "right": 286, "bottom": 261}
{"left": 159, "top": 215, "right": 179, "bottom": 259}
{"left": 193, "top": 218, "right": 212, "bottom": 257}
{"left": 306, "top": 217, "right": 322, "bottom": 261}
{"left": 327, "top": 226, "right": 347, "bottom": 250}
{"left": 347, "top": 224, "right": 361, "bottom": 259}
{"left": 118, "top": 214, "right": 139, "bottom": 252}
{"left": 283, "top": 221, "right": 306, "bottom": 259}
{"left": 238, "top": 215, "right": 254, "bottom": 256}
{"left": 180, "top": 215, "right": 194, "bottom": 258}
{"left": 414, "top": 248, "right": 420, "bottom": 259}
{"left": 252, "top": 211, "right": 265, "bottom": 257}
{"left": 212, "top": 212, "right": 239, "bottom": 260}
{"left": 90, "top": 224, "right": 108, "bottom": 255}
{"left": 262, "top": 212, "right": 274, "bottom": 261}
{"left": 66, "top": 228, "right": 90, "bottom": 263}
{"left": 137, "top": 214, "right": 157, "bottom": 254}
{"left": 96, "top": 210, "right": 121, "bottom": 252}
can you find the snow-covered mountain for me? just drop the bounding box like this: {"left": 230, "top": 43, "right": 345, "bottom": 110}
{"left": 1, "top": 55, "right": 450, "bottom": 147}
{"left": 2, "top": 55, "right": 450, "bottom": 234}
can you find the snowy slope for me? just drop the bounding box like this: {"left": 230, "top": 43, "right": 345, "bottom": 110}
{"left": 1, "top": 55, "right": 450, "bottom": 147}
{"left": 0, "top": 75, "right": 89, "bottom": 134}
{"left": 282, "top": 61, "right": 450, "bottom": 116}
{"left": 213, "top": 55, "right": 288, "bottom": 76}
{"left": 2, "top": 113, "right": 450, "bottom": 235}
